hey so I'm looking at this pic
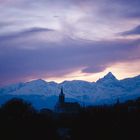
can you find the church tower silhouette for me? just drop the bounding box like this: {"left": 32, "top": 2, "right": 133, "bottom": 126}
{"left": 59, "top": 88, "right": 65, "bottom": 104}
{"left": 55, "top": 88, "right": 80, "bottom": 113}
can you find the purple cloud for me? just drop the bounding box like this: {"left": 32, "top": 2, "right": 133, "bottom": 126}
{"left": 0, "top": 0, "right": 140, "bottom": 86}
{"left": 120, "top": 25, "right": 140, "bottom": 36}
{"left": 0, "top": 28, "right": 140, "bottom": 86}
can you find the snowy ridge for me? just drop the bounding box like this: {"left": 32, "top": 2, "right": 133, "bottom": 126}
{"left": 0, "top": 72, "right": 140, "bottom": 109}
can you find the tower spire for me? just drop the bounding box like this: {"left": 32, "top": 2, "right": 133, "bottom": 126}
{"left": 60, "top": 88, "right": 64, "bottom": 95}
{"left": 59, "top": 88, "right": 65, "bottom": 104}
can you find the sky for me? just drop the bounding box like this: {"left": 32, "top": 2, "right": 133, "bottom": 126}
{"left": 0, "top": 0, "right": 140, "bottom": 86}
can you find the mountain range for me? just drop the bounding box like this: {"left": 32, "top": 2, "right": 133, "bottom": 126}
{"left": 0, "top": 72, "right": 140, "bottom": 109}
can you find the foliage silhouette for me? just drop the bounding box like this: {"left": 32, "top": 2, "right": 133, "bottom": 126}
{"left": 0, "top": 97, "right": 140, "bottom": 140}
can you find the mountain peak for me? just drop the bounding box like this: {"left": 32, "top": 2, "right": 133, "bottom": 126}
{"left": 105, "top": 72, "right": 116, "bottom": 79}
{"left": 96, "top": 72, "right": 118, "bottom": 84}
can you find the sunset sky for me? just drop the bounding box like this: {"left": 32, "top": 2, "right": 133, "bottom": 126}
{"left": 0, "top": 0, "right": 140, "bottom": 86}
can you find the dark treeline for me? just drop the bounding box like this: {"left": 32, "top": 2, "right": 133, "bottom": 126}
{"left": 0, "top": 98, "right": 140, "bottom": 140}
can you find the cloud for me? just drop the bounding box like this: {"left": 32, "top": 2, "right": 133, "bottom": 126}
{"left": 0, "top": 0, "right": 139, "bottom": 41}
{"left": 0, "top": 27, "right": 140, "bottom": 85}
{"left": 82, "top": 65, "right": 107, "bottom": 73}
{"left": 0, "top": 0, "right": 140, "bottom": 85}
{"left": 120, "top": 25, "right": 140, "bottom": 36}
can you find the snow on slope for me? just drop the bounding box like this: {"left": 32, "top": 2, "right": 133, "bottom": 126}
{"left": 0, "top": 79, "right": 60, "bottom": 96}
{"left": 60, "top": 80, "right": 96, "bottom": 103}
{"left": 0, "top": 72, "right": 140, "bottom": 108}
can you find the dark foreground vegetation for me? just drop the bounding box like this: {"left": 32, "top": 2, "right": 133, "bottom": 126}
{"left": 1, "top": 98, "right": 140, "bottom": 140}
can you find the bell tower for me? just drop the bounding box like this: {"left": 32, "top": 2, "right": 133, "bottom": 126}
{"left": 59, "top": 88, "right": 65, "bottom": 104}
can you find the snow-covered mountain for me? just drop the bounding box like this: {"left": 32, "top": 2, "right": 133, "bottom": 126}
{"left": 96, "top": 72, "right": 120, "bottom": 87}
{"left": 0, "top": 72, "right": 140, "bottom": 109}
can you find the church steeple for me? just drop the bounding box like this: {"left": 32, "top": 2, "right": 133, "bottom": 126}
{"left": 59, "top": 88, "right": 65, "bottom": 104}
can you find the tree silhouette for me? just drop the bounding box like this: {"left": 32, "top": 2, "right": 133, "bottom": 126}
{"left": 1, "top": 98, "right": 35, "bottom": 120}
